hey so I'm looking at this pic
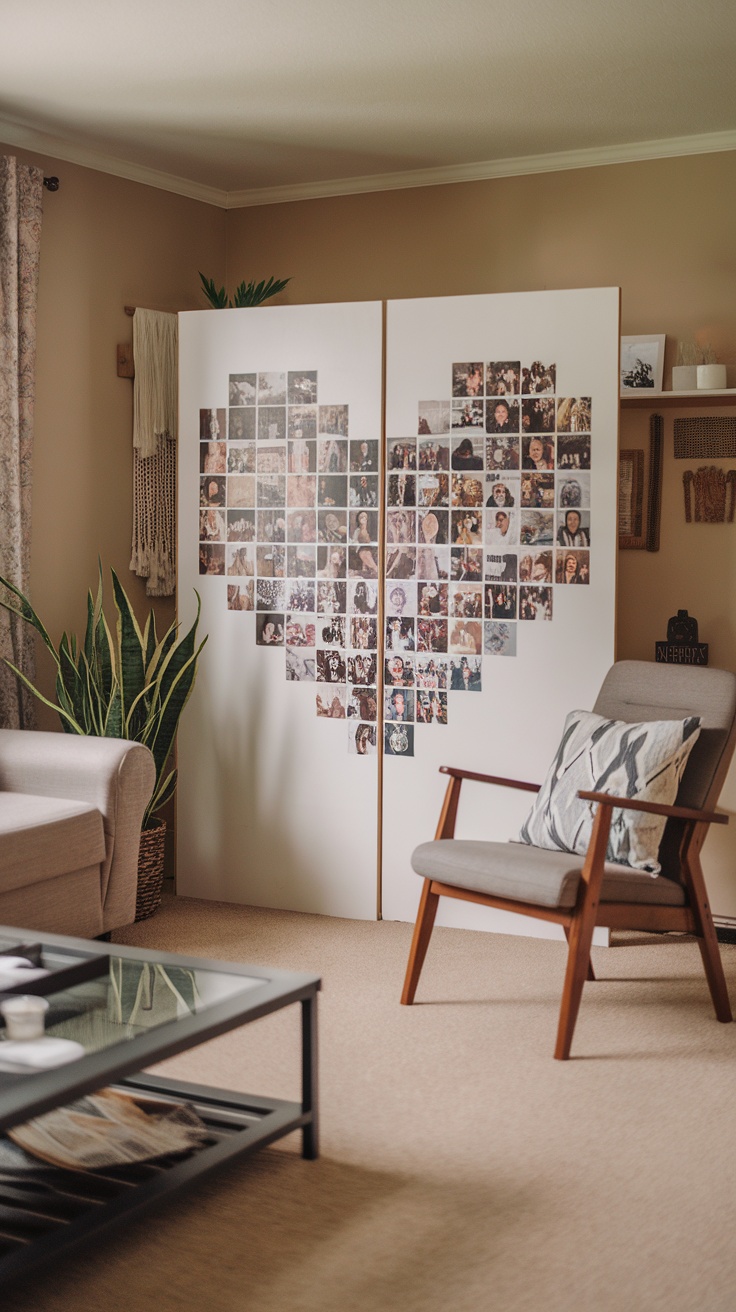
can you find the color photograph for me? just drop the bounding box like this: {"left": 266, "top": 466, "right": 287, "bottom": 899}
{"left": 229, "top": 375, "right": 256, "bottom": 406}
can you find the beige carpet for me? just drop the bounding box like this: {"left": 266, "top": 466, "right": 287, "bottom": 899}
{"left": 9, "top": 896, "right": 736, "bottom": 1312}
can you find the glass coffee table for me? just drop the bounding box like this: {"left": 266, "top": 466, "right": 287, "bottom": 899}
{"left": 0, "top": 924, "right": 320, "bottom": 1285}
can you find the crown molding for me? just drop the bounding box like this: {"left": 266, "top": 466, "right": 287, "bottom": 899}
{"left": 226, "top": 128, "right": 736, "bottom": 208}
{"left": 1, "top": 114, "right": 734, "bottom": 211}
{"left": 0, "top": 116, "right": 229, "bottom": 208}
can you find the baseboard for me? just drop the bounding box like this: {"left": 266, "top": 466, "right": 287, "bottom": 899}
{"left": 714, "top": 918, "right": 736, "bottom": 945}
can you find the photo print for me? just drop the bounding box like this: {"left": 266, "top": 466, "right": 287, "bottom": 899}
{"left": 318, "top": 438, "right": 348, "bottom": 473}
{"left": 351, "top": 615, "right": 378, "bottom": 649}
{"left": 228, "top": 443, "right": 255, "bottom": 474}
{"left": 229, "top": 375, "right": 256, "bottom": 407}
{"left": 522, "top": 435, "right": 555, "bottom": 470}
{"left": 557, "top": 397, "right": 592, "bottom": 433}
{"left": 227, "top": 475, "right": 256, "bottom": 508}
{"left": 349, "top": 652, "right": 378, "bottom": 685}
{"left": 386, "top": 508, "right": 415, "bottom": 544}
{"left": 451, "top": 473, "right": 484, "bottom": 508}
{"left": 520, "top": 472, "right": 555, "bottom": 509}
{"left": 484, "top": 551, "right": 517, "bottom": 583}
{"left": 316, "top": 648, "right": 346, "bottom": 683}
{"left": 416, "top": 690, "right": 448, "bottom": 725}
{"left": 521, "top": 397, "right": 556, "bottom": 434}
{"left": 288, "top": 407, "right": 318, "bottom": 443}
{"left": 416, "top": 655, "right": 448, "bottom": 690}
{"left": 286, "top": 615, "right": 316, "bottom": 646}
{"left": 450, "top": 547, "right": 483, "bottom": 582}
{"left": 384, "top": 687, "right": 415, "bottom": 722}
{"left": 519, "top": 586, "right": 553, "bottom": 621}
{"left": 286, "top": 509, "right": 317, "bottom": 542}
{"left": 288, "top": 371, "right": 318, "bottom": 406}
{"left": 418, "top": 438, "right": 450, "bottom": 473}
{"left": 487, "top": 583, "right": 517, "bottom": 620}
{"left": 385, "top": 545, "right": 416, "bottom": 579}
{"left": 319, "top": 614, "right": 346, "bottom": 647}
{"left": 317, "top": 580, "right": 347, "bottom": 613}
{"left": 318, "top": 474, "right": 347, "bottom": 507}
{"left": 386, "top": 580, "right": 417, "bottom": 616}
{"left": 347, "top": 687, "right": 378, "bottom": 721}
{"left": 256, "top": 578, "right": 286, "bottom": 610}
{"left": 449, "top": 655, "right": 482, "bottom": 691}
{"left": 385, "top": 616, "right": 415, "bottom": 651}
{"left": 227, "top": 510, "right": 255, "bottom": 543}
{"left": 484, "top": 620, "right": 517, "bottom": 656}
{"left": 200, "top": 441, "right": 226, "bottom": 474}
{"left": 418, "top": 401, "right": 450, "bottom": 435}
{"left": 256, "top": 613, "right": 285, "bottom": 645}
{"left": 485, "top": 398, "right": 520, "bottom": 434}
{"left": 228, "top": 408, "right": 256, "bottom": 442}
{"left": 519, "top": 550, "right": 553, "bottom": 584}
{"left": 317, "top": 510, "right": 347, "bottom": 543}
{"left": 316, "top": 688, "right": 347, "bottom": 719}
{"left": 452, "top": 362, "right": 484, "bottom": 398}
{"left": 318, "top": 404, "right": 349, "bottom": 437}
{"left": 257, "top": 445, "right": 287, "bottom": 475}
{"left": 485, "top": 473, "right": 519, "bottom": 508}
{"left": 450, "top": 583, "right": 483, "bottom": 618}
{"left": 350, "top": 439, "right": 379, "bottom": 472}
{"left": 319, "top": 545, "right": 347, "bottom": 577}
{"left": 486, "top": 361, "right": 520, "bottom": 396}
{"left": 349, "top": 723, "right": 377, "bottom": 755}
{"left": 199, "top": 544, "right": 225, "bottom": 576}
{"left": 349, "top": 544, "right": 380, "bottom": 578}
{"left": 285, "top": 649, "right": 315, "bottom": 681}
{"left": 486, "top": 434, "right": 519, "bottom": 471}
{"left": 417, "top": 617, "right": 448, "bottom": 652}
{"left": 257, "top": 373, "right": 286, "bottom": 406}
{"left": 451, "top": 399, "right": 484, "bottom": 429}
{"left": 350, "top": 509, "right": 379, "bottom": 543}
{"left": 556, "top": 434, "right": 591, "bottom": 470}
{"left": 416, "top": 545, "right": 449, "bottom": 580}
{"left": 556, "top": 509, "right": 590, "bottom": 547}
{"left": 350, "top": 474, "right": 379, "bottom": 507}
{"left": 417, "top": 580, "right": 448, "bottom": 616}
{"left": 521, "top": 361, "right": 556, "bottom": 394}
{"left": 200, "top": 475, "right": 226, "bottom": 507}
{"left": 417, "top": 472, "right": 450, "bottom": 507}
{"left": 288, "top": 438, "right": 317, "bottom": 474}
{"left": 200, "top": 508, "right": 225, "bottom": 542}
{"left": 200, "top": 408, "right": 226, "bottom": 441}
{"left": 557, "top": 472, "right": 590, "bottom": 508}
{"left": 287, "top": 578, "right": 316, "bottom": 612}
{"left": 555, "top": 549, "right": 590, "bottom": 584}
{"left": 451, "top": 435, "right": 484, "bottom": 470}
{"left": 349, "top": 578, "right": 378, "bottom": 614}
{"left": 387, "top": 473, "right": 416, "bottom": 507}
{"left": 256, "top": 545, "right": 285, "bottom": 577}
{"left": 417, "top": 508, "right": 448, "bottom": 546}
{"left": 227, "top": 544, "right": 255, "bottom": 576}
{"left": 448, "top": 619, "right": 482, "bottom": 655}
{"left": 486, "top": 508, "right": 518, "bottom": 546}
{"left": 388, "top": 438, "right": 417, "bottom": 470}
{"left": 257, "top": 475, "right": 286, "bottom": 508}
{"left": 519, "top": 510, "right": 553, "bottom": 546}
{"left": 384, "top": 653, "right": 415, "bottom": 687}
{"left": 384, "top": 722, "right": 414, "bottom": 757}
{"left": 227, "top": 582, "right": 254, "bottom": 612}
{"left": 257, "top": 407, "right": 286, "bottom": 442}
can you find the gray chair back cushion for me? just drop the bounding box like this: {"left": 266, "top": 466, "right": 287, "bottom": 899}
{"left": 593, "top": 661, "right": 736, "bottom": 880}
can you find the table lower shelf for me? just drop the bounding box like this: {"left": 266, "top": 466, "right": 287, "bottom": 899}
{"left": 0, "top": 1072, "right": 312, "bottom": 1286}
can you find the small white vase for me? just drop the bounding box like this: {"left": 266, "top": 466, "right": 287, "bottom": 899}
{"left": 671, "top": 365, "right": 698, "bottom": 391}
{"left": 697, "top": 363, "right": 727, "bottom": 390}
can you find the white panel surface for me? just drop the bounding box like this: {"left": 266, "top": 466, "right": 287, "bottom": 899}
{"left": 178, "top": 302, "right": 383, "bottom": 917}
{"left": 382, "top": 290, "right": 620, "bottom": 941}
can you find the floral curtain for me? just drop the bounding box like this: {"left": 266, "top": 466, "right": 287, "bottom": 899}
{"left": 0, "top": 157, "right": 43, "bottom": 728}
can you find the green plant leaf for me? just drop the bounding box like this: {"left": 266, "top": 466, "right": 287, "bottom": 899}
{"left": 198, "top": 272, "right": 230, "bottom": 309}
{"left": 111, "top": 568, "right": 146, "bottom": 724}
{"left": 4, "top": 658, "right": 84, "bottom": 732}
{"left": 0, "top": 574, "right": 62, "bottom": 669}
{"left": 232, "top": 275, "right": 291, "bottom": 308}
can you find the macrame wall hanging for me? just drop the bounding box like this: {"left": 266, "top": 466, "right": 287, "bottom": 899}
{"left": 130, "top": 309, "right": 178, "bottom": 596}
{"left": 673, "top": 416, "right": 736, "bottom": 460}
{"left": 682, "top": 466, "right": 736, "bottom": 523}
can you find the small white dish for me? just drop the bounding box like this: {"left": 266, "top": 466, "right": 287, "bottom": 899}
{"left": 0, "top": 1037, "right": 85, "bottom": 1071}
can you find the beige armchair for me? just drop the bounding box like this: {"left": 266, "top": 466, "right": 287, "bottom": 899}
{"left": 0, "top": 729, "right": 155, "bottom": 938}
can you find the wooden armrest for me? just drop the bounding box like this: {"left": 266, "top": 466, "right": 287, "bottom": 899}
{"left": 439, "top": 766, "right": 540, "bottom": 793}
{"left": 577, "top": 789, "right": 728, "bottom": 826}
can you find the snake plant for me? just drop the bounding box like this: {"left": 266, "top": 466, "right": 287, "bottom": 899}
{"left": 0, "top": 566, "right": 206, "bottom": 828}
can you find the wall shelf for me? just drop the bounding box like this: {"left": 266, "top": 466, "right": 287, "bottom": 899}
{"left": 621, "top": 389, "right": 736, "bottom": 409}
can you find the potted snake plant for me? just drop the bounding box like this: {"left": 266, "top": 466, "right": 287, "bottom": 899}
{"left": 0, "top": 565, "right": 206, "bottom": 920}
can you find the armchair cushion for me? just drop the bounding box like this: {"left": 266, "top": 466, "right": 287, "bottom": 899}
{"left": 518, "top": 710, "right": 701, "bottom": 874}
{"left": 0, "top": 793, "right": 105, "bottom": 893}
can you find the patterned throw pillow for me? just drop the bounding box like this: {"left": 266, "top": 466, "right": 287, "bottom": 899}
{"left": 518, "top": 710, "right": 701, "bottom": 874}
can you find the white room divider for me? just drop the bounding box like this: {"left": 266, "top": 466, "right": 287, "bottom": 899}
{"left": 177, "top": 290, "right": 619, "bottom": 935}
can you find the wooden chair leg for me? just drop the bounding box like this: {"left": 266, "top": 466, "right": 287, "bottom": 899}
{"left": 554, "top": 802, "right": 611, "bottom": 1059}
{"left": 563, "top": 925, "right": 595, "bottom": 981}
{"left": 401, "top": 879, "right": 440, "bottom": 1005}
{"left": 686, "top": 855, "right": 732, "bottom": 1022}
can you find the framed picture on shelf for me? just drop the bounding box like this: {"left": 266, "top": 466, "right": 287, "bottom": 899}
{"left": 620, "top": 335, "right": 666, "bottom": 394}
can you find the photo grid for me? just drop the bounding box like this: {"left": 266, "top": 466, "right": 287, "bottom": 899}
{"left": 199, "top": 370, "right": 380, "bottom": 757}
{"left": 384, "top": 360, "right": 592, "bottom": 754}
{"left": 198, "top": 358, "right": 593, "bottom": 760}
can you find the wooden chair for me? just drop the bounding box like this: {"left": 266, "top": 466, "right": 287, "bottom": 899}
{"left": 400, "top": 661, "right": 736, "bottom": 1059}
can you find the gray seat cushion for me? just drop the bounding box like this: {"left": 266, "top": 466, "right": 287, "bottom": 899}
{"left": 0, "top": 792, "right": 106, "bottom": 894}
{"left": 411, "top": 839, "right": 686, "bottom": 909}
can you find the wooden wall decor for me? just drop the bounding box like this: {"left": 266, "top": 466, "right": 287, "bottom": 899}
{"left": 618, "top": 449, "right": 645, "bottom": 549}
{"left": 673, "top": 417, "right": 736, "bottom": 460}
{"left": 682, "top": 466, "right": 736, "bottom": 522}
{"left": 645, "top": 413, "right": 663, "bottom": 552}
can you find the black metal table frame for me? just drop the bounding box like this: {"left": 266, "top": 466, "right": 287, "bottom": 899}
{"left": 0, "top": 925, "right": 320, "bottom": 1285}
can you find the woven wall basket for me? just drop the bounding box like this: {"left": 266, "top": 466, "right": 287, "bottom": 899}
{"left": 135, "top": 819, "right": 167, "bottom": 922}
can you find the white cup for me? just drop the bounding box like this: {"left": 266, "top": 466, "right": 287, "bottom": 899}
{"left": 0, "top": 994, "right": 49, "bottom": 1041}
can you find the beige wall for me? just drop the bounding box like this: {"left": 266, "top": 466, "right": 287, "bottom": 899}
{"left": 228, "top": 150, "right": 736, "bottom": 915}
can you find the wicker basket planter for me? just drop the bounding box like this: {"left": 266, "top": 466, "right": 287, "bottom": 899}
{"left": 135, "top": 819, "right": 167, "bottom": 922}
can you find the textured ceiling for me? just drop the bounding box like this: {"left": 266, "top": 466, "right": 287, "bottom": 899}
{"left": 1, "top": 0, "right": 735, "bottom": 204}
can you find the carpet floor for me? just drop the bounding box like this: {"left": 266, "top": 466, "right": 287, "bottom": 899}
{"left": 7, "top": 895, "right": 736, "bottom": 1312}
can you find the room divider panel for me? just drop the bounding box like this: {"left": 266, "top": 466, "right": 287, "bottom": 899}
{"left": 177, "top": 290, "right": 619, "bottom": 934}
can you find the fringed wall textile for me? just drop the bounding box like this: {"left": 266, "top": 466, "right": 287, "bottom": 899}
{"left": 130, "top": 309, "right": 178, "bottom": 596}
